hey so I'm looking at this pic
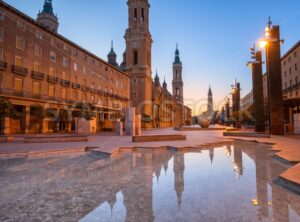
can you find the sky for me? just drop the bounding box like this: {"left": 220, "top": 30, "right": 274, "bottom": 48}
{"left": 4, "top": 0, "right": 300, "bottom": 115}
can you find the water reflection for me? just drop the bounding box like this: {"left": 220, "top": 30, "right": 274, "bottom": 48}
{"left": 0, "top": 143, "right": 299, "bottom": 222}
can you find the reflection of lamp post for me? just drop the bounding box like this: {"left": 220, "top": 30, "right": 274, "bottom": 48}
{"left": 247, "top": 45, "right": 266, "bottom": 132}
{"left": 259, "top": 17, "right": 285, "bottom": 135}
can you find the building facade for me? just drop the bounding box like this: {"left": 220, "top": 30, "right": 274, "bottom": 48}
{"left": 0, "top": 1, "right": 130, "bottom": 134}
{"left": 123, "top": 0, "right": 153, "bottom": 121}
{"left": 281, "top": 41, "right": 300, "bottom": 134}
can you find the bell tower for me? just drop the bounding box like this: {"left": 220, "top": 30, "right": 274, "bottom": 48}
{"left": 124, "top": 0, "right": 153, "bottom": 117}
{"left": 37, "top": 0, "right": 59, "bottom": 32}
{"left": 172, "top": 44, "right": 184, "bottom": 105}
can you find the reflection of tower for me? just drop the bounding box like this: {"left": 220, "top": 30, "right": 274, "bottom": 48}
{"left": 225, "top": 145, "right": 232, "bottom": 157}
{"left": 209, "top": 148, "right": 214, "bottom": 164}
{"left": 107, "top": 193, "right": 117, "bottom": 216}
{"left": 254, "top": 147, "right": 269, "bottom": 220}
{"left": 37, "top": 0, "right": 59, "bottom": 32}
{"left": 122, "top": 153, "right": 153, "bottom": 222}
{"left": 233, "top": 146, "right": 243, "bottom": 178}
{"left": 173, "top": 152, "right": 185, "bottom": 208}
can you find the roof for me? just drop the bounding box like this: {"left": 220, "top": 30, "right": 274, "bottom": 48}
{"left": 0, "top": 1, "right": 128, "bottom": 77}
{"left": 281, "top": 40, "right": 300, "bottom": 61}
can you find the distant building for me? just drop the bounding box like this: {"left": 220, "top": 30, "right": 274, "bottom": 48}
{"left": 207, "top": 86, "right": 213, "bottom": 116}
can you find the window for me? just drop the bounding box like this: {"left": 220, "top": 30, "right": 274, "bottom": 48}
{"left": 50, "top": 38, "right": 55, "bottom": 46}
{"left": 294, "top": 51, "right": 297, "bottom": 58}
{"left": 73, "top": 91, "right": 78, "bottom": 100}
{"left": 289, "top": 67, "right": 292, "bottom": 75}
{"left": 290, "top": 79, "right": 292, "bottom": 87}
{"left": 34, "top": 44, "right": 42, "bottom": 57}
{"left": 134, "top": 51, "right": 138, "bottom": 65}
{"left": 48, "top": 85, "right": 55, "bottom": 98}
{"left": 0, "top": 9, "right": 4, "bottom": 21}
{"left": 91, "top": 95, "right": 95, "bottom": 102}
{"left": 34, "top": 61, "right": 41, "bottom": 72}
{"left": 0, "top": 27, "right": 3, "bottom": 42}
{"left": 16, "top": 36, "right": 25, "bottom": 50}
{"left": 176, "top": 70, "right": 179, "bottom": 79}
{"left": 285, "top": 82, "right": 287, "bottom": 89}
{"left": 141, "top": 8, "right": 145, "bottom": 22}
{"left": 83, "top": 55, "right": 88, "bottom": 61}
{"left": 73, "top": 50, "right": 78, "bottom": 56}
{"left": 49, "top": 67, "right": 56, "bottom": 76}
{"left": 63, "top": 44, "right": 68, "bottom": 51}
{"left": 295, "top": 64, "right": 298, "bottom": 71}
{"left": 134, "top": 8, "right": 138, "bottom": 21}
{"left": 62, "top": 71, "right": 67, "bottom": 80}
{"left": 14, "top": 77, "right": 23, "bottom": 92}
{"left": 17, "top": 20, "right": 25, "bottom": 31}
{"left": 15, "top": 56, "right": 23, "bottom": 67}
{"left": 296, "top": 76, "right": 298, "bottom": 85}
{"left": 82, "top": 94, "right": 87, "bottom": 102}
{"left": 83, "top": 66, "right": 86, "bottom": 74}
{"left": 0, "top": 48, "right": 3, "bottom": 61}
{"left": 61, "top": 88, "right": 67, "bottom": 100}
{"left": 33, "top": 82, "right": 41, "bottom": 96}
{"left": 73, "top": 62, "right": 78, "bottom": 71}
{"left": 176, "top": 88, "right": 180, "bottom": 96}
{"left": 35, "top": 30, "right": 42, "bottom": 39}
{"left": 50, "top": 51, "right": 56, "bottom": 62}
{"left": 63, "top": 57, "right": 68, "bottom": 67}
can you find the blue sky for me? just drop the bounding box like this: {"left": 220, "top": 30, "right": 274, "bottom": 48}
{"left": 5, "top": 0, "right": 300, "bottom": 114}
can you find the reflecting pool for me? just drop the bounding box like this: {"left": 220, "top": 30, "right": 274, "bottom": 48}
{"left": 0, "top": 142, "right": 299, "bottom": 222}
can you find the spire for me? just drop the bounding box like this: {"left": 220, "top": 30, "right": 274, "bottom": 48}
{"left": 107, "top": 40, "right": 118, "bottom": 67}
{"left": 154, "top": 69, "right": 161, "bottom": 86}
{"left": 208, "top": 86, "right": 212, "bottom": 96}
{"left": 42, "top": 0, "right": 54, "bottom": 15}
{"left": 37, "top": 0, "right": 59, "bottom": 32}
{"left": 173, "top": 44, "right": 182, "bottom": 65}
{"left": 108, "top": 40, "right": 117, "bottom": 56}
{"left": 163, "top": 76, "right": 167, "bottom": 89}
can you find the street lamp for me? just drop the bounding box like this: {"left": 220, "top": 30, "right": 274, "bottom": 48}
{"left": 247, "top": 44, "right": 266, "bottom": 132}
{"left": 258, "top": 17, "right": 285, "bottom": 135}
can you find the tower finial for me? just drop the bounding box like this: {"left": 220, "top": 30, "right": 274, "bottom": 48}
{"left": 111, "top": 40, "right": 114, "bottom": 49}
{"left": 268, "top": 16, "right": 272, "bottom": 28}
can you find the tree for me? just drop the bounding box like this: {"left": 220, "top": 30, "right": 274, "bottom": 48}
{"left": 72, "top": 102, "right": 96, "bottom": 134}
{"left": 0, "top": 97, "right": 19, "bottom": 135}
{"left": 30, "top": 104, "right": 44, "bottom": 135}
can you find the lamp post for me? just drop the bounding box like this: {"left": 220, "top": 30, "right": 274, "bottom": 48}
{"left": 260, "top": 17, "right": 284, "bottom": 135}
{"left": 247, "top": 45, "right": 266, "bottom": 132}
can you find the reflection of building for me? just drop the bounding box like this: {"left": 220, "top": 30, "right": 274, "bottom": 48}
{"left": 173, "top": 152, "right": 185, "bottom": 208}
{"left": 0, "top": 0, "right": 130, "bottom": 134}
{"left": 233, "top": 146, "right": 243, "bottom": 178}
{"left": 209, "top": 148, "right": 214, "bottom": 164}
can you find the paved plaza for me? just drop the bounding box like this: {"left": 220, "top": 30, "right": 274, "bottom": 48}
{"left": 0, "top": 127, "right": 299, "bottom": 187}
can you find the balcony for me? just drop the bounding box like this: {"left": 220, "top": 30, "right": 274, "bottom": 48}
{"left": 67, "top": 99, "right": 75, "bottom": 104}
{"left": 47, "top": 75, "right": 59, "bottom": 84}
{"left": 13, "top": 90, "right": 23, "bottom": 97}
{"left": 81, "top": 86, "right": 90, "bottom": 92}
{"left": 0, "top": 61, "right": 8, "bottom": 70}
{"left": 32, "top": 93, "right": 41, "bottom": 99}
{"left": 97, "top": 90, "right": 104, "bottom": 96}
{"left": 90, "top": 88, "right": 97, "bottom": 94}
{"left": 31, "top": 71, "right": 45, "bottom": 80}
{"left": 61, "top": 79, "right": 71, "bottom": 87}
{"left": 12, "top": 65, "right": 28, "bottom": 76}
{"left": 72, "top": 82, "right": 81, "bottom": 89}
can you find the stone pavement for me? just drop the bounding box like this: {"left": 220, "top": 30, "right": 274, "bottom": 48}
{"left": 0, "top": 127, "right": 299, "bottom": 186}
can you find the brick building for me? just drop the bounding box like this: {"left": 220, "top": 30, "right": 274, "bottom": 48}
{"left": 0, "top": 0, "right": 130, "bottom": 134}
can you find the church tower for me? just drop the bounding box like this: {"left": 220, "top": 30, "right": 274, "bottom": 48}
{"left": 37, "top": 0, "right": 59, "bottom": 32}
{"left": 207, "top": 86, "right": 213, "bottom": 115}
{"left": 124, "top": 0, "right": 153, "bottom": 117}
{"left": 172, "top": 45, "right": 184, "bottom": 105}
{"left": 107, "top": 41, "right": 118, "bottom": 67}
